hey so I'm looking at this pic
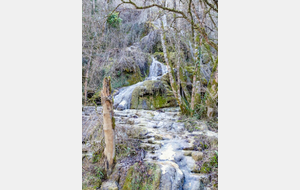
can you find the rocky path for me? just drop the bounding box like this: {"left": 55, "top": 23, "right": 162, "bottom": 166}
{"left": 82, "top": 106, "right": 218, "bottom": 190}
{"left": 113, "top": 108, "right": 218, "bottom": 190}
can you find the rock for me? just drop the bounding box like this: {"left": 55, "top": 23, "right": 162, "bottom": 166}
{"left": 126, "top": 118, "right": 134, "bottom": 125}
{"left": 208, "top": 136, "right": 218, "bottom": 148}
{"left": 192, "top": 164, "right": 201, "bottom": 173}
{"left": 159, "top": 162, "right": 184, "bottom": 190}
{"left": 183, "top": 151, "right": 192, "bottom": 156}
{"left": 130, "top": 80, "right": 177, "bottom": 110}
{"left": 123, "top": 162, "right": 161, "bottom": 190}
{"left": 199, "top": 175, "right": 210, "bottom": 186}
{"left": 192, "top": 152, "right": 203, "bottom": 161}
{"left": 154, "top": 135, "right": 163, "bottom": 140}
{"left": 141, "top": 143, "right": 160, "bottom": 151}
{"left": 100, "top": 181, "right": 118, "bottom": 190}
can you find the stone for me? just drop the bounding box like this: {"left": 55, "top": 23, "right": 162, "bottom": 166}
{"left": 183, "top": 151, "right": 192, "bottom": 156}
{"left": 154, "top": 135, "right": 163, "bottom": 140}
{"left": 159, "top": 162, "right": 184, "bottom": 190}
{"left": 192, "top": 164, "right": 201, "bottom": 173}
{"left": 123, "top": 162, "right": 161, "bottom": 190}
{"left": 126, "top": 118, "right": 134, "bottom": 125}
{"left": 100, "top": 181, "right": 118, "bottom": 190}
{"left": 130, "top": 80, "right": 177, "bottom": 110}
{"left": 192, "top": 152, "right": 203, "bottom": 161}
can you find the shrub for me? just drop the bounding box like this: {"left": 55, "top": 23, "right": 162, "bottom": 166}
{"left": 107, "top": 12, "right": 122, "bottom": 28}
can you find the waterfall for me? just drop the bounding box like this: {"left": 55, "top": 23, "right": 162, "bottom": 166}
{"left": 113, "top": 58, "right": 168, "bottom": 110}
{"left": 147, "top": 57, "right": 168, "bottom": 80}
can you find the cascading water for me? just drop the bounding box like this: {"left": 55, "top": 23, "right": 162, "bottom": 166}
{"left": 113, "top": 57, "right": 168, "bottom": 110}
{"left": 148, "top": 57, "right": 168, "bottom": 80}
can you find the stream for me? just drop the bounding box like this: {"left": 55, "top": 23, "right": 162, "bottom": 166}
{"left": 113, "top": 108, "right": 217, "bottom": 190}
{"left": 83, "top": 56, "right": 217, "bottom": 190}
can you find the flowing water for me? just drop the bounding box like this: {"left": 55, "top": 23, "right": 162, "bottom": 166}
{"left": 84, "top": 57, "right": 216, "bottom": 189}
{"left": 113, "top": 108, "right": 217, "bottom": 190}
{"left": 83, "top": 105, "right": 217, "bottom": 189}
{"left": 113, "top": 57, "right": 168, "bottom": 110}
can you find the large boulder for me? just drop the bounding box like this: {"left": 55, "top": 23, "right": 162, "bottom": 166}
{"left": 130, "top": 80, "right": 177, "bottom": 110}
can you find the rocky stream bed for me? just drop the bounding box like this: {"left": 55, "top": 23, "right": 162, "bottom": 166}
{"left": 82, "top": 106, "right": 218, "bottom": 190}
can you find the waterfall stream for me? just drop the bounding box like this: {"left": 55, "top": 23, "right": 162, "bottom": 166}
{"left": 113, "top": 57, "right": 168, "bottom": 110}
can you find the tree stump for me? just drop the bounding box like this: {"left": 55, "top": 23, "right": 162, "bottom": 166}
{"left": 101, "top": 77, "right": 115, "bottom": 174}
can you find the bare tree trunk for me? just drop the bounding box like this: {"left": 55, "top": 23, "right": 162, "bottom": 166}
{"left": 84, "top": 60, "right": 90, "bottom": 106}
{"left": 160, "top": 19, "right": 181, "bottom": 108}
{"left": 101, "top": 77, "right": 115, "bottom": 174}
{"left": 176, "top": 56, "right": 181, "bottom": 103}
{"left": 190, "top": 65, "right": 198, "bottom": 112}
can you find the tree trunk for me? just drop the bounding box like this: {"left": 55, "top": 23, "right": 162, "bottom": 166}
{"left": 190, "top": 65, "right": 198, "bottom": 112}
{"left": 84, "top": 60, "right": 91, "bottom": 106}
{"left": 160, "top": 19, "right": 181, "bottom": 108}
{"left": 101, "top": 77, "right": 115, "bottom": 174}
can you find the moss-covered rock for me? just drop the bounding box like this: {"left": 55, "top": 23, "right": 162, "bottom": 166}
{"left": 153, "top": 52, "right": 165, "bottom": 63}
{"left": 130, "top": 80, "right": 177, "bottom": 110}
{"left": 122, "top": 163, "right": 161, "bottom": 190}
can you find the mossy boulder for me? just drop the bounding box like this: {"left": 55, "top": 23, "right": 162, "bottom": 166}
{"left": 130, "top": 80, "right": 177, "bottom": 110}
{"left": 153, "top": 52, "right": 165, "bottom": 63}
{"left": 122, "top": 163, "right": 161, "bottom": 190}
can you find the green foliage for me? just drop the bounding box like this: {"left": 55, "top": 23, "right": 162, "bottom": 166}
{"left": 107, "top": 12, "right": 122, "bottom": 28}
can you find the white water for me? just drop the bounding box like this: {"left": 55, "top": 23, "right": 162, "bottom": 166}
{"left": 113, "top": 58, "right": 168, "bottom": 110}
{"left": 147, "top": 57, "right": 168, "bottom": 80}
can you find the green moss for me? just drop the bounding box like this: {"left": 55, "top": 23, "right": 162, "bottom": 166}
{"left": 122, "top": 163, "right": 161, "bottom": 190}
{"left": 200, "top": 162, "right": 212, "bottom": 174}
{"left": 153, "top": 52, "right": 165, "bottom": 62}
{"left": 127, "top": 71, "right": 143, "bottom": 86}
{"left": 130, "top": 80, "right": 177, "bottom": 110}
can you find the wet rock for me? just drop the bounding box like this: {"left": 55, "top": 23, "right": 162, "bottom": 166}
{"left": 154, "top": 135, "right": 163, "bottom": 140}
{"left": 192, "top": 152, "right": 203, "bottom": 161}
{"left": 183, "top": 151, "right": 192, "bottom": 156}
{"left": 183, "top": 143, "right": 195, "bottom": 150}
{"left": 126, "top": 118, "right": 134, "bottom": 125}
{"left": 159, "top": 162, "right": 184, "bottom": 190}
{"left": 141, "top": 143, "right": 160, "bottom": 151}
{"left": 100, "top": 181, "right": 118, "bottom": 190}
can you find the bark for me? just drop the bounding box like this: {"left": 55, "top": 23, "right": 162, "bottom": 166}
{"left": 101, "top": 77, "right": 115, "bottom": 174}
{"left": 160, "top": 19, "right": 181, "bottom": 108}
{"left": 191, "top": 37, "right": 202, "bottom": 114}
{"left": 177, "top": 56, "right": 181, "bottom": 103}
{"left": 205, "top": 59, "right": 218, "bottom": 118}
{"left": 190, "top": 65, "right": 198, "bottom": 112}
{"left": 84, "top": 60, "right": 90, "bottom": 106}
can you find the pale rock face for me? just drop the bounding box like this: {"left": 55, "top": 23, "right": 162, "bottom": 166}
{"left": 100, "top": 181, "right": 118, "bottom": 190}
{"left": 192, "top": 151, "right": 204, "bottom": 161}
